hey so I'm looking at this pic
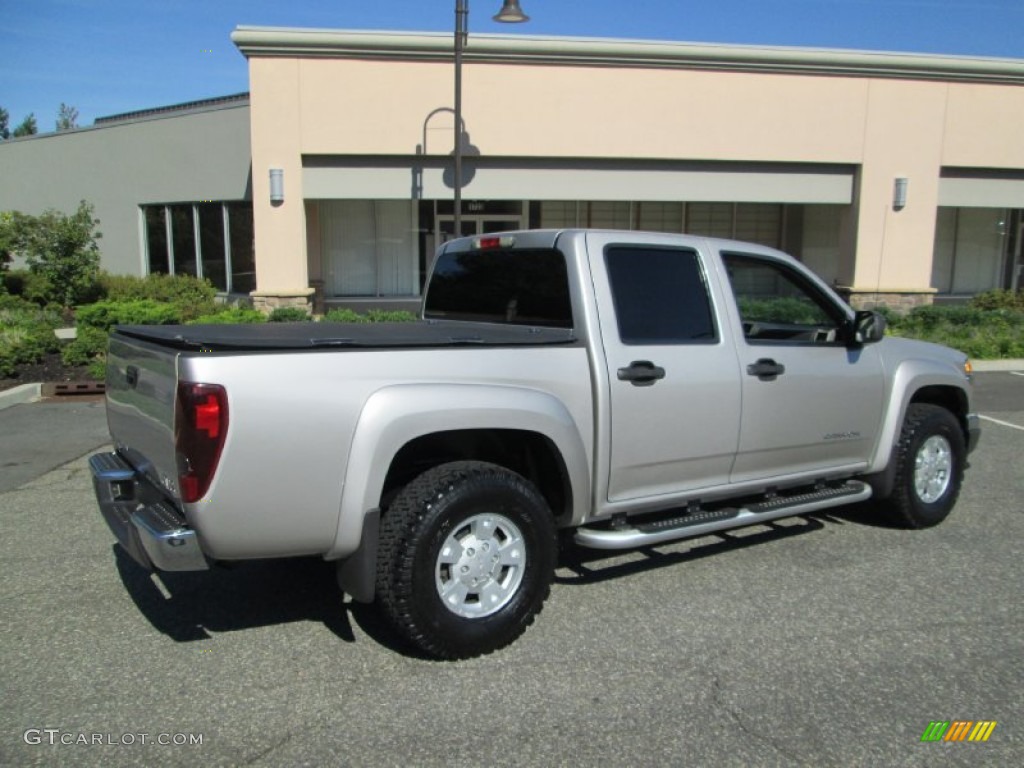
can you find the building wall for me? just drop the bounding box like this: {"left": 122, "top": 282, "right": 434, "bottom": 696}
{"left": 0, "top": 103, "right": 252, "bottom": 276}
{"left": 237, "top": 29, "right": 1024, "bottom": 306}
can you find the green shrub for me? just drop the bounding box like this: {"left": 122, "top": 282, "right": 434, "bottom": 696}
{"left": 1, "top": 201, "right": 103, "bottom": 307}
{"left": 737, "top": 297, "right": 824, "bottom": 325}
{"left": 188, "top": 307, "right": 266, "bottom": 324}
{"left": 885, "top": 302, "right": 1024, "bottom": 359}
{"left": 321, "top": 308, "right": 365, "bottom": 323}
{"left": 61, "top": 326, "right": 108, "bottom": 368}
{"left": 2, "top": 268, "right": 54, "bottom": 306}
{"left": 75, "top": 299, "right": 182, "bottom": 331}
{"left": 0, "top": 300, "right": 63, "bottom": 376}
{"left": 364, "top": 309, "right": 417, "bottom": 323}
{"left": 321, "top": 308, "right": 418, "bottom": 324}
{"left": 97, "top": 273, "right": 217, "bottom": 320}
{"left": 970, "top": 289, "right": 1024, "bottom": 312}
{"left": 268, "top": 307, "right": 312, "bottom": 322}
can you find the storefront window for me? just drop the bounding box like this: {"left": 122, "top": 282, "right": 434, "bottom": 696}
{"left": 932, "top": 207, "right": 1010, "bottom": 294}
{"left": 198, "top": 204, "right": 226, "bottom": 291}
{"left": 226, "top": 203, "right": 255, "bottom": 294}
{"left": 141, "top": 201, "right": 254, "bottom": 293}
{"left": 144, "top": 207, "right": 169, "bottom": 274}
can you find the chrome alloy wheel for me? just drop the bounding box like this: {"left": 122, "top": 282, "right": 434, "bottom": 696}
{"left": 435, "top": 513, "right": 526, "bottom": 619}
{"left": 914, "top": 434, "right": 953, "bottom": 504}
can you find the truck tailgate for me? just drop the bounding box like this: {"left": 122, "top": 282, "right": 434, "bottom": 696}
{"left": 105, "top": 332, "right": 180, "bottom": 500}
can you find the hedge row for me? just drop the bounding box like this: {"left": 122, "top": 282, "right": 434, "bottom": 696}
{"left": 0, "top": 294, "right": 63, "bottom": 378}
{"left": 883, "top": 304, "right": 1024, "bottom": 359}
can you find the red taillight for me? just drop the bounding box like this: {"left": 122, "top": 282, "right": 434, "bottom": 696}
{"left": 472, "top": 235, "right": 515, "bottom": 250}
{"left": 175, "top": 382, "right": 228, "bottom": 503}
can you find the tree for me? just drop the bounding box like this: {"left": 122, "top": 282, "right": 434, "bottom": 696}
{"left": 0, "top": 107, "right": 9, "bottom": 140}
{"left": 5, "top": 201, "right": 103, "bottom": 307}
{"left": 12, "top": 113, "right": 37, "bottom": 137}
{"left": 0, "top": 211, "right": 15, "bottom": 273}
{"left": 56, "top": 103, "right": 79, "bottom": 131}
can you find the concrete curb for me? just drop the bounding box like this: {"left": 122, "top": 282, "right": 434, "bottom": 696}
{"left": 970, "top": 359, "right": 1024, "bottom": 372}
{"left": 0, "top": 383, "right": 42, "bottom": 411}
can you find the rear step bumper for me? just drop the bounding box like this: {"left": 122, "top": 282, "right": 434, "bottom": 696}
{"left": 89, "top": 452, "right": 209, "bottom": 572}
{"left": 575, "top": 481, "right": 872, "bottom": 550}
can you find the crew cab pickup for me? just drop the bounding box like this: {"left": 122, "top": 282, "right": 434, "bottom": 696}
{"left": 91, "top": 230, "right": 980, "bottom": 658}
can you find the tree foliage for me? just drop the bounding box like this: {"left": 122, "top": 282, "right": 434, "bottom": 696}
{"left": 56, "top": 103, "right": 79, "bottom": 131}
{"left": 12, "top": 113, "right": 37, "bottom": 137}
{"left": 0, "top": 201, "right": 103, "bottom": 307}
{"left": 0, "top": 107, "right": 9, "bottom": 140}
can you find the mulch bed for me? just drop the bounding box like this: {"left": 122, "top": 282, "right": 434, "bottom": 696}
{"left": 0, "top": 353, "right": 96, "bottom": 394}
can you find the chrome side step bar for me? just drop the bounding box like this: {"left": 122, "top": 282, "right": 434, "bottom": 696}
{"left": 575, "top": 481, "right": 872, "bottom": 550}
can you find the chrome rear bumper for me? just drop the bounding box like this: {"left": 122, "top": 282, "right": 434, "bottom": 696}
{"left": 89, "top": 452, "right": 209, "bottom": 572}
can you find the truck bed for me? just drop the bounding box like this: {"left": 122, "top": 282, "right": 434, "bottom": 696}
{"left": 114, "top": 320, "right": 577, "bottom": 351}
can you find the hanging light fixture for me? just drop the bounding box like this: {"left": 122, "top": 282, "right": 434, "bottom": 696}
{"left": 493, "top": 0, "right": 530, "bottom": 23}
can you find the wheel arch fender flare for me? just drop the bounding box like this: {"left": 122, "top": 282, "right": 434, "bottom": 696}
{"left": 867, "top": 359, "right": 970, "bottom": 478}
{"left": 327, "top": 383, "right": 591, "bottom": 560}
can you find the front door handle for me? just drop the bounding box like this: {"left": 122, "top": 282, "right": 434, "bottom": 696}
{"left": 747, "top": 358, "right": 786, "bottom": 380}
{"left": 617, "top": 360, "right": 666, "bottom": 386}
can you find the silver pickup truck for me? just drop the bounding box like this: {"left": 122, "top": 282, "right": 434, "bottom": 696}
{"left": 90, "top": 229, "right": 980, "bottom": 658}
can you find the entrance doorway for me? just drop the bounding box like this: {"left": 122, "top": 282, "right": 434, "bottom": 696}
{"left": 436, "top": 214, "right": 524, "bottom": 242}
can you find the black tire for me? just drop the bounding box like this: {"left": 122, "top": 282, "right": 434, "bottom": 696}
{"left": 880, "top": 403, "right": 965, "bottom": 529}
{"left": 375, "top": 461, "right": 557, "bottom": 659}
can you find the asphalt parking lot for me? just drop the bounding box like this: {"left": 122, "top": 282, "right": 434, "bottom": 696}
{"left": 0, "top": 374, "right": 1021, "bottom": 766}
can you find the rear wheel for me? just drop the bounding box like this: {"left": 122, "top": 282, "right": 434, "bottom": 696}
{"left": 376, "top": 461, "right": 557, "bottom": 659}
{"left": 880, "top": 403, "right": 965, "bottom": 528}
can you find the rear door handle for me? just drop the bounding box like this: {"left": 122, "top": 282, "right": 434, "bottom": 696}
{"left": 617, "top": 360, "right": 666, "bottom": 386}
{"left": 746, "top": 358, "right": 786, "bottom": 380}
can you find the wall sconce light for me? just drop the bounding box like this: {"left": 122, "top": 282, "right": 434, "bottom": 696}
{"left": 893, "top": 177, "right": 908, "bottom": 211}
{"left": 269, "top": 168, "right": 284, "bottom": 203}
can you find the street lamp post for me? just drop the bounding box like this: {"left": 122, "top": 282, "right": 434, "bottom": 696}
{"left": 453, "top": 1, "right": 529, "bottom": 235}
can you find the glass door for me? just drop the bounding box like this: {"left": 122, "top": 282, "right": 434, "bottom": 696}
{"left": 436, "top": 214, "right": 524, "bottom": 242}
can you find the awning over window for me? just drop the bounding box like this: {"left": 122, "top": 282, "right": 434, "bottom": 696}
{"left": 939, "top": 172, "right": 1024, "bottom": 208}
{"left": 303, "top": 158, "right": 854, "bottom": 204}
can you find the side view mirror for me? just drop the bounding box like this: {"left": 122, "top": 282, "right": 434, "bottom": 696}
{"left": 849, "top": 310, "right": 887, "bottom": 346}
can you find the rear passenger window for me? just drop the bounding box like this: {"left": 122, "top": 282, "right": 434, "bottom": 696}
{"left": 605, "top": 246, "right": 716, "bottom": 344}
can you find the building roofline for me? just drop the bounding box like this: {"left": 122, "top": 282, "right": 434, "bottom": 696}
{"left": 231, "top": 26, "right": 1024, "bottom": 85}
{"left": 94, "top": 92, "right": 250, "bottom": 125}
{"left": 0, "top": 94, "right": 250, "bottom": 145}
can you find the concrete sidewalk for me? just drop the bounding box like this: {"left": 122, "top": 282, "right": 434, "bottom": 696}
{"left": 0, "top": 399, "right": 110, "bottom": 493}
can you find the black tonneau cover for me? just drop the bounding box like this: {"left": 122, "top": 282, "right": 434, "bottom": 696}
{"left": 113, "top": 320, "right": 577, "bottom": 351}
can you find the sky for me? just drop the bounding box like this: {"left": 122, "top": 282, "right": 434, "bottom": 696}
{"left": 2, "top": 0, "right": 1022, "bottom": 131}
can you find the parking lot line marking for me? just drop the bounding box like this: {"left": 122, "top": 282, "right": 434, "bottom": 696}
{"left": 1009, "top": 371, "right": 1024, "bottom": 377}
{"left": 150, "top": 573, "right": 173, "bottom": 600}
{"left": 979, "top": 414, "right": 1024, "bottom": 432}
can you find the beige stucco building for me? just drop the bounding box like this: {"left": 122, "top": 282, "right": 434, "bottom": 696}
{"left": 232, "top": 27, "right": 1024, "bottom": 313}
{"left": 2, "top": 27, "right": 1022, "bottom": 313}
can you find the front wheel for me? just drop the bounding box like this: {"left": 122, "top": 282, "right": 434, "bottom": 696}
{"left": 880, "top": 403, "right": 965, "bottom": 528}
{"left": 375, "top": 461, "right": 557, "bottom": 659}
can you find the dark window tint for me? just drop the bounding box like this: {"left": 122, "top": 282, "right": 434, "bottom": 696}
{"left": 425, "top": 248, "right": 572, "bottom": 328}
{"left": 605, "top": 246, "right": 715, "bottom": 344}
{"left": 145, "top": 207, "right": 168, "bottom": 274}
{"left": 198, "top": 204, "right": 226, "bottom": 291}
{"left": 227, "top": 203, "right": 255, "bottom": 294}
{"left": 169, "top": 205, "right": 197, "bottom": 277}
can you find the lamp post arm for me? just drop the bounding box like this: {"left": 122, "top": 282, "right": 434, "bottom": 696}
{"left": 454, "top": 0, "right": 468, "bottom": 233}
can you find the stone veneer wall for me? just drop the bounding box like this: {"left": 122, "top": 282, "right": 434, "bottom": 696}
{"left": 843, "top": 291, "right": 935, "bottom": 313}
{"left": 250, "top": 289, "right": 315, "bottom": 315}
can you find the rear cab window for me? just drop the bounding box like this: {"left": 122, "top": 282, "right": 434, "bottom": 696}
{"left": 424, "top": 247, "right": 573, "bottom": 328}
